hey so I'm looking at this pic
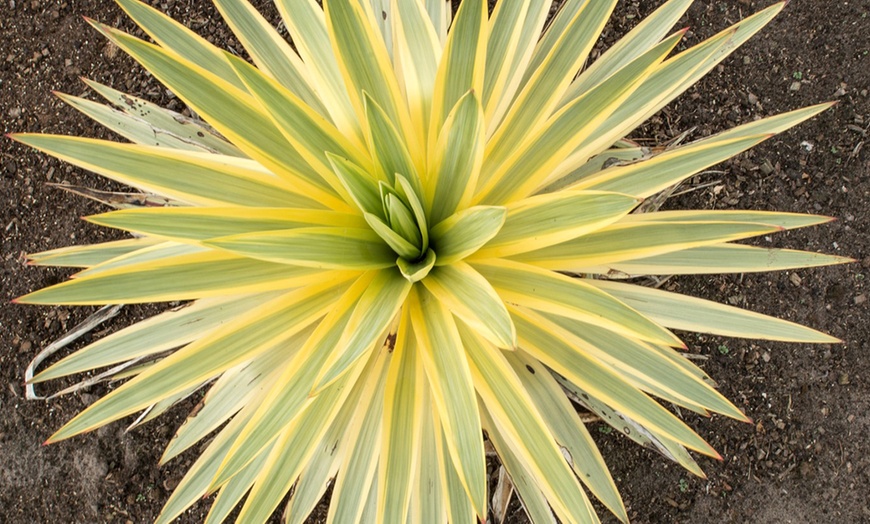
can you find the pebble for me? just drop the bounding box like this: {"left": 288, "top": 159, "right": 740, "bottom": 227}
{"left": 854, "top": 294, "right": 866, "bottom": 305}
{"left": 789, "top": 81, "right": 802, "bottom": 92}
{"left": 838, "top": 373, "right": 850, "bottom": 385}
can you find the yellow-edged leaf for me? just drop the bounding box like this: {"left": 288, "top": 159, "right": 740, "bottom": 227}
{"left": 409, "top": 287, "right": 486, "bottom": 517}
{"left": 473, "top": 259, "right": 683, "bottom": 347}
{"left": 430, "top": 206, "right": 506, "bottom": 266}
{"left": 475, "top": 190, "right": 639, "bottom": 259}
{"left": 206, "top": 226, "right": 395, "bottom": 270}
{"left": 421, "top": 262, "right": 515, "bottom": 349}
{"left": 588, "top": 279, "right": 840, "bottom": 343}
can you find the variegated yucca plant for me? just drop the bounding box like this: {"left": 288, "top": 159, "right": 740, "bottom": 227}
{"left": 12, "top": 0, "right": 849, "bottom": 522}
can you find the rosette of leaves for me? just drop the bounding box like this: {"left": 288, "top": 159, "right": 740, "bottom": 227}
{"left": 12, "top": 0, "right": 848, "bottom": 522}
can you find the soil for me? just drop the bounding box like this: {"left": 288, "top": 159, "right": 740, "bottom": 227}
{"left": 1, "top": 0, "right": 868, "bottom": 523}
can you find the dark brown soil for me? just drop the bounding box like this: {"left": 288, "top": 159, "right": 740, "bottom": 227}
{"left": 2, "top": 1, "right": 868, "bottom": 523}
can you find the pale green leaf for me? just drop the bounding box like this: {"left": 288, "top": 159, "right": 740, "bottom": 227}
{"left": 426, "top": 90, "right": 484, "bottom": 225}
{"left": 33, "top": 293, "right": 279, "bottom": 384}
{"left": 213, "top": 0, "right": 330, "bottom": 118}
{"left": 421, "top": 262, "right": 515, "bottom": 349}
{"left": 115, "top": 0, "right": 246, "bottom": 89}
{"left": 512, "top": 308, "right": 718, "bottom": 457}
{"left": 46, "top": 276, "right": 352, "bottom": 442}
{"left": 314, "top": 269, "right": 411, "bottom": 390}
{"left": 588, "top": 279, "right": 840, "bottom": 343}
{"left": 505, "top": 351, "right": 627, "bottom": 523}
{"left": 26, "top": 237, "right": 161, "bottom": 268}
{"left": 461, "top": 325, "right": 599, "bottom": 524}
{"left": 511, "top": 220, "right": 780, "bottom": 271}
{"left": 16, "top": 250, "right": 331, "bottom": 305}
{"left": 10, "top": 134, "right": 322, "bottom": 209}
{"left": 429, "top": 0, "right": 486, "bottom": 147}
{"left": 475, "top": 190, "right": 639, "bottom": 259}
{"left": 274, "top": 0, "right": 360, "bottom": 142}
{"left": 378, "top": 305, "right": 424, "bottom": 523}
{"left": 474, "top": 259, "right": 682, "bottom": 347}
{"left": 409, "top": 287, "right": 486, "bottom": 516}
{"left": 88, "top": 207, "right": 366, "bottom": 242}
{"left": 57, "top": 88, "right": 241, "bottom": 156}
{"left": 584, "top": 244, "right": 853, "bottom": 276}
{"left": 430, "top": 206, "right": 506, "bottom": 266}
{"left": 206, "top": 227, "right": 395, "bottom": 270}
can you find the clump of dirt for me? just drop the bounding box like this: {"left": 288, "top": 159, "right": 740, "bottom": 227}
{"left": 1, "top": 1, "right": 867, "bottom": 523}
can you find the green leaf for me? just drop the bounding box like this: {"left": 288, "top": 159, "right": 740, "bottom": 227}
{"left": 461, "top": 325, "right": 599, "bottom": 524}
{"left": 226, "top": 51, "right": 371, "bottom": 197}
{"left": 410, "top": 287, "right": 487, "bottom": 517}
{"left": 505, "top": 351, "right": 627, "bottom": 522}
{"left": 88, "top": 207, "right": 366, "bottom": 242}
{"left": 206, "top": 227, "right": 395, "bottom": 270}
{"left": 542, "top": 313, "right": 747, "bottom": 421}
{"left": 511, "top": 220, "right": 780, "bottom": 270}
{"left": 162, "top": 329, "right": 306, "bottom": 462}
{"left": 10, "top": 134, "right": 322, "bottom": 209}
{"left": 115, "top": 0, "right": 246, "bottom": 90}
{"left": 478, "top": 30, "right": 682, "bottom": 204}
{"left": 428, "top": 0, "right": 486, "bottom": 146}
{"left": 315, "top": 269, "right": 411, "bottom": 390}
{"left": 482, "top": 0, "right": 550, "bottom": 129}
{"left": 588, "top": 279, "right": 840, "bottom": 343}
{"left": 364, "top": 92, "right": 422, "bottom": 190}
{"left": 475, "top": 190, "right": 639, "bottom": 258}
{"left": 421, "top": 262, "right": 515, "bottom": 349}
{"left": 426, "top": 90, "right": 485, "bottom": 225}
{"left": 585, "top": 244, "right": 852, "bottom": 276}
{"left": 33, "top": 293, "right": 279, "bottom": 384}
{"left": 325, "top": 0, "right": 417, "bottom": 157}
{"left": 58, "top": 87, "right": 241, "bottom": 156}
{"left": 90, "top": 22, "right": 349, "bottom": 211}
{"left": 272, "top": 0, "right": 360, "bottom": 142}
{"left": 208, "top": 274, "right": 371, "bottom": 488}
{"left": 561, "top": 0, "right": 694, "bottom": 103}
{"left": 16, "top": 250, "right": 331, "bottom": 305}
{"left": 397, "top": 249, "right": 436, "bottom": 283}
{"left": 474, "top": 259, "right": 682, "bottom": 347}
{"left": 26, "top": 237, "right": 160, "bottom": 268}
{"left": 512, "top": 308, "right": 718, "bottom": 457}
{"left": 430, "top": 206, "right": 506, "bottom": 266}
{"left": 328, "top": 153, "right": 384, "bottom": 217}
{"left": 392, "top": 0, "right": 441, "bottom": 146}
{"left": 484, "top": 0, "right": 617, "bottom": 175}
{"left": 378, "top": 305, "right": 425, "bottom": 523}
{"left": 213, "top": 0, "right": 329, "bottom": 118}
{"left": 46, "top": 276, "right": 353, "bottom": 442}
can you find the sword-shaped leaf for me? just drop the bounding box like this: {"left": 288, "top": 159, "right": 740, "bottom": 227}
{"left": 588, "top": 279, "right": 840, "bottom": 343}
{"left": 213, "top": 0, "right": 329, "bottom": 119}
{"left": 511, "top": 220, "right": 780, "bottom": 271}
{"left": 430, "top": 206, "right": 506, "bottom": 266}
{"left": 409, "top": 287, "right": 486, "bottom": 517}
{"left": 505, "top": 350, "right": 627, "bottom": 523}
{"left": 475, "top": 190, "right": 639, "bottom": 259}
{"left": 461, "top": 325, "right": 599, "bottom": 524}
{"left": 474, "top": 259, "right": 682, "bottom": 347}
{"left": 45, "top": 276, "right": 353, "bottom": 442}
{"left": 16, "top": 250, "right": 331, "bottom": 305}
{"left": 207, "top": 227, "right": 395, "bottom": 270}
{"left": 89, "top": 207, "right": 365, "bottom": 242}
{"left": 378, "top": 304, "right": 425, "bottom": 523}
{"left": 422, "top": 262, "right": 515, "bottom": 349}
{"left": 513, "top": 308, "right": 718, "bottom": 457}
{"left": 10, "top": 134, "right": 321, "bottom": 209}
{"left": 584, "top": 244, "right": 852, "bottom": 276}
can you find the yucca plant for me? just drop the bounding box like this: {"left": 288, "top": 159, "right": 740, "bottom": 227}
{"left": 12, "top": 0, "right": 849, "bottom": 522}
